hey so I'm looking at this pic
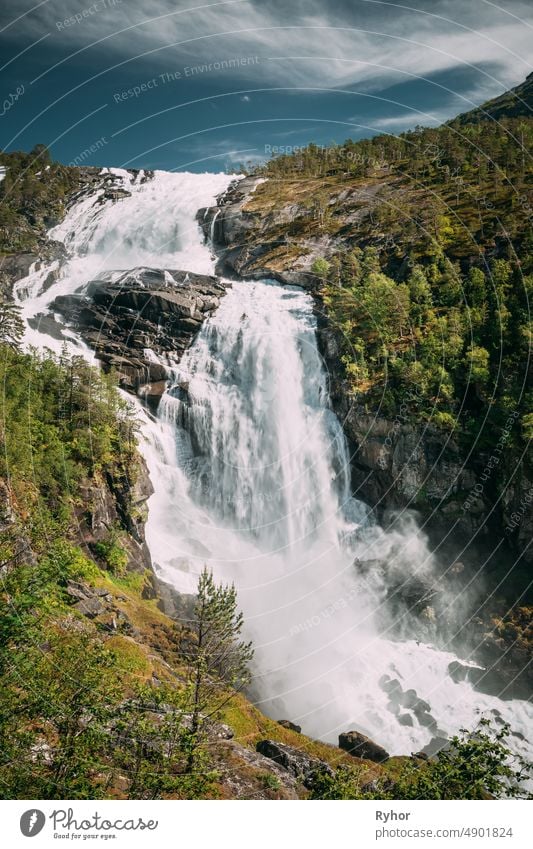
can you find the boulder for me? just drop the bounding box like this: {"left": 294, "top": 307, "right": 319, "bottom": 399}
{"left": 401, "top": 689, "right": 431, "bottom": 713}
{"left": 414, "top": 709, "right": 438, "bottom": 731}
{"left": 65, "top": 580, "right": 93, "bottom": 601}
{"left": 338, "top": 730, "right": 389, "bottom": 763}
{"left": 448, "top": 660, "right": 474, "bottom": 683}
{"left": 379, "top": 676, "right": 402, "bottom": 700}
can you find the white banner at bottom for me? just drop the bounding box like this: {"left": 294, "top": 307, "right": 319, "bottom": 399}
{"left": 1, "top": 799, "right": 531, "bottom": 848}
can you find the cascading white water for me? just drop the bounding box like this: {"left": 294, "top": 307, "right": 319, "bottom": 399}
{"left": 13, "top": 168, "right": 532, "bottom": 762}
{"left": 15, "top": 168, "right": 232, "bottom": 353}
{"left": 147, "top": 278, "right": 533, "bottom": 756}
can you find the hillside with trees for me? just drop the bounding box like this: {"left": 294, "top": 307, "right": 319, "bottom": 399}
{"left": 248, "top": 114, "right": 532, "bottom": 449}
{"left": 0, "top": 145, "right": 80, "bottom": 254}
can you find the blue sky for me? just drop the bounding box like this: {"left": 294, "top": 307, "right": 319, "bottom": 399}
{"left": 1, "top": 0, "right": 532, "bottom": 172}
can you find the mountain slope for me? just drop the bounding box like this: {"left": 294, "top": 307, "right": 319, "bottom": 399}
{"left": 453, "top": 72, "right": 533, "bottom": 124}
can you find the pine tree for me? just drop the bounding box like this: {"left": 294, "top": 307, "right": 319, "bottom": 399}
{"left": 0, "top": 300, "right": 24, "bottom": 350}
{"left": 184, "top": 568, "right": 253, "bottom": 770}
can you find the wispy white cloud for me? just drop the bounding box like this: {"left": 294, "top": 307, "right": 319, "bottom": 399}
{"left": 2, "top": 0, "right": 532, "bottom": 102}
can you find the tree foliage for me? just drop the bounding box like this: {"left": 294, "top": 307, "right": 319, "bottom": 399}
{"left": 255, "top": 114, "right": 532, "bottom": 449}
{"left": 184, "top": 567, "right": 253, "bottom": 770}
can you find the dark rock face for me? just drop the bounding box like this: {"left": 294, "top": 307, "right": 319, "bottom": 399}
{"left": 338, "top": 730, "right": 390, "bottom": 763}
{"left": 0, "top": 244, "right": 66, "bottom": 300}
{"left": 318, "top": 317, "right": 533, "bottom": 580}
{"left": 53, "top": 267, "right": 229, "bottom": 402}
{"left": 448, "top": 645, "right": 532, "bottom": 701}
{"left": 156, "top": 579, "right": 196, "bottom": 624}
{"left": 199, "top": 176, "right": 261, "bottom": 248}
{"left": 199, "top": 178, "right": 324, "bottom": 288}
{"left": 380, "top": 675, "right": 440, "bottom": 735}
{"left": 420, "top": 736, "right": 450, "bottom": 758}
{"left": 255, "top": 739, "right": 333, "bottom": 789}
{"left": 448, "top": 660, "right": 480, "bottom": 684}
{"left": 72, "top": 453, "right": 156, "bottom": 596}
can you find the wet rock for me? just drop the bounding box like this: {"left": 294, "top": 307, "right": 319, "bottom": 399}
{"left": 397, "top": 713, "right": 414, "bottom": 727}
{"left": 256, "top": 739, "right": 332, "bottom": 789}
{"left": 102, "top": 188, "right": 131, "bottom": 201}
{"left": 401, "top": 689, "right": 431, "bottom": 713}
{"left": 421, "top": 736, "right": 449, "bottom": 758}
{"left": 414, "top": 710, "right": 438, "bottom": 732}
{"left": 379, "top": 676, "right": 403, "bottom": 700}
{"left": 447, "top": 658, "right": 511, "bottom": 698}
{"left": 387, "top": 576, "right": 440, "bottom": 617}
{"left": 353, "top": 557, "right": 383, "bottom": 575}
{"left": 448, "top": 660, "right": 477, "bottom": 683}
{"left": 0, "top": 252, "right": 39, "bottom": 298}
{"left": 338, "top": 730, "right": 389, "bottom": 763}
{"left": 53, "top": 267, "right": 229, "bottom": 403}
{"left": 156, "top": 579, "right": 196, "bottom": 623}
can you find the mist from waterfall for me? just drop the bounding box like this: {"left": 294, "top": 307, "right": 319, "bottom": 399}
{"left": 13, "top": 167, "right": 532, "bottom": 761}
{"left": 142, "top": 279, "right": 532, "bottom": 755}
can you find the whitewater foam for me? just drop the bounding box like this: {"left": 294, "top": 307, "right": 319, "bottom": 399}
{"left": 12, "top": 167, "right": 532, "bottom": 762}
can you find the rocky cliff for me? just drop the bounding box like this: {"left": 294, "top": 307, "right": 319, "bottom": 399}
{"left": 54, "top": 267, "right": 230, "bottom": 407}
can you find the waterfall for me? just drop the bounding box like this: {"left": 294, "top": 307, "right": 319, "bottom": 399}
{"left": 13, "top": 168, "right": 532, "bottom": 762}
{"left": 146, "top": 277, "right": 533, "bottom": 756}
{"left": 209, "top": 209, "right": 221, "bottom": 244}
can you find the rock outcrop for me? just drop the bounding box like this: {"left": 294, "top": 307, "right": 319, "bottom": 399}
{"left": 53, "top": 267, "right": 229, "bottom": 404}
{"left": 199, "top": 176, "right": 326, "bottom": 288}
{"left": 255, "top": 739, "right": 333, "bottom": 789}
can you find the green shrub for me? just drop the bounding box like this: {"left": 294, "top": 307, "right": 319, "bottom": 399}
{"left": 311, "top": 721, "right": 532, "bottom": 800}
